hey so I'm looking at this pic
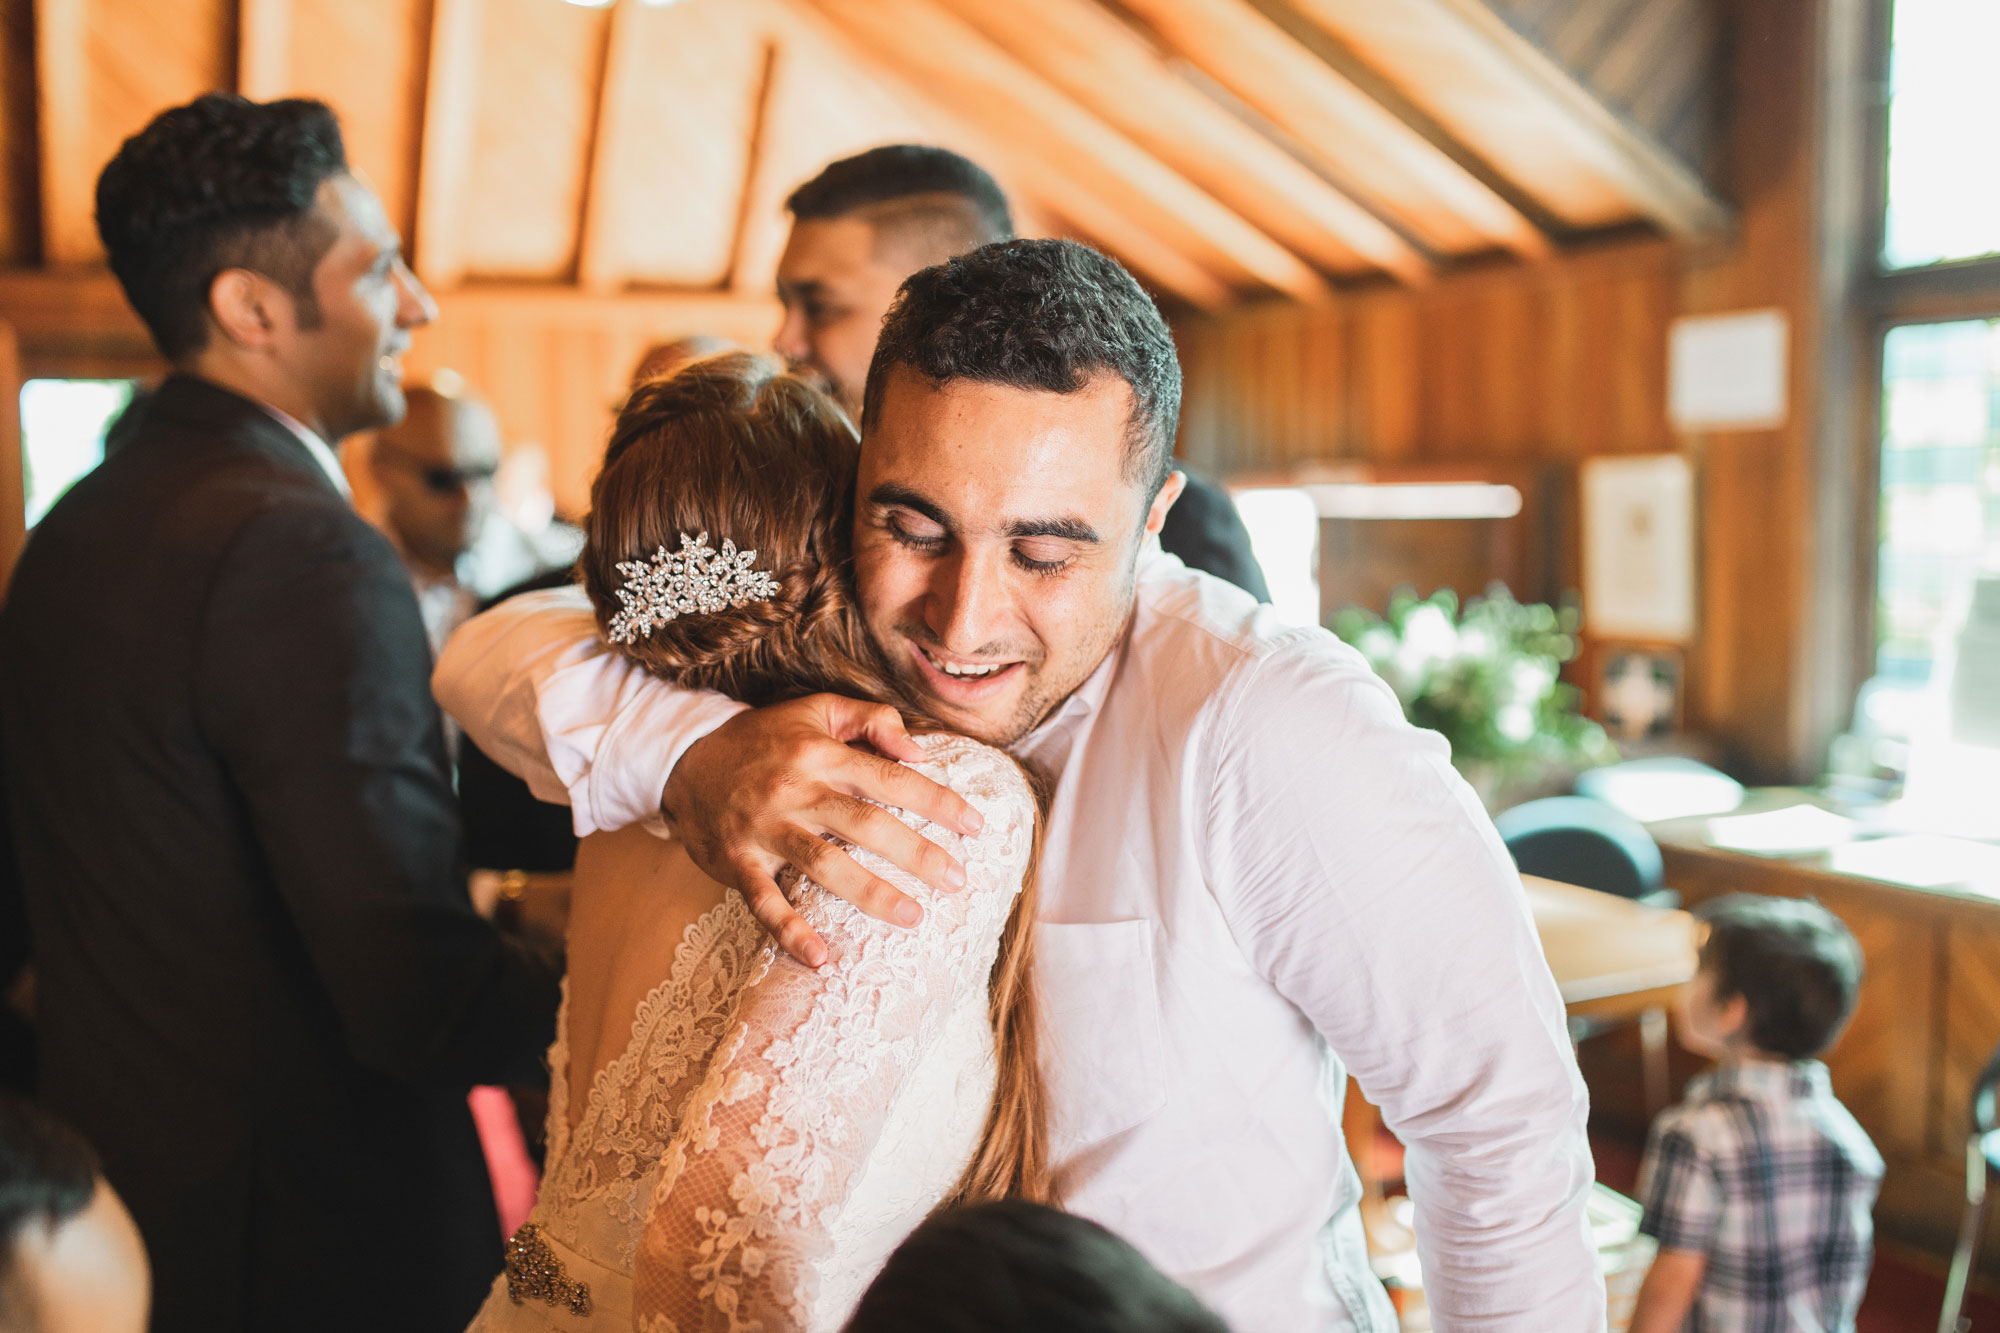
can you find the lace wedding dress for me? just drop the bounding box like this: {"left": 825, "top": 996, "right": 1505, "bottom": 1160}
{"left": 465, "top": 734, "right": 1034, "bottom": 1333}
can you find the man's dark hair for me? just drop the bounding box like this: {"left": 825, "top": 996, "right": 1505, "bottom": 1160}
{"left": 863, "top": 239, "right": 1182, "bottom": 497}
{"left": 776, "top": 144, "right": 1000, "bottom": 243}
{"left": 843, "top": 1200, "right": 1228, "bottom": 1333}
{"left": 0, "top": 1095, "right": 100, "bottom": 1281}
{"left": 95, "top": 93, "right": 349, "bottom": 361}
{"left": 1696, "top": 895, "right": 1863, "bottom": 1060}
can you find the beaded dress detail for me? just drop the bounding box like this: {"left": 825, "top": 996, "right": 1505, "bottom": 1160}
{"left": 466, "top": 735, "right": 1034, "bottom": 1333}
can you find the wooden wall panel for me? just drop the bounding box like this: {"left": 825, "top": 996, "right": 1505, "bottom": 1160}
{"left": 0, "top": 0, "right": 38, "bottom": 266}
{"left": 282, "top": 0, "right": 433, "bottom": 247}
{"left": 1177, "top": 0, "right": 1820, "bottom": 781}
{"left": 396, "top": 288, "right": 782, "bottom": 519}
{"left": 456, "top": 0, "right": 607, "bottom": 280}
{"left": 37, "top": 0, "right": 234, "bottom": 266}
{"left": 1940, "top": 923, "right": 2000, "bottom": 1157}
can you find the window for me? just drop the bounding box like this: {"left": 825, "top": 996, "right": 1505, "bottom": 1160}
{"left": 1880, "top": 0, "right": 2000, "bottom": 269}
{"left": 19, "top": 378, "right": 137, "bottom": 527}
{"left": 1876, "top": 321, "right": 2000, "bottom": 686}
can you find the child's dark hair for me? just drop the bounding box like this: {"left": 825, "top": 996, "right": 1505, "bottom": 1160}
{"left": 1696, "top": 895, "right": 1863, "bottom": 1059}
{"left": 842, "top": 1200, "right": 1228, "bottom": 1333}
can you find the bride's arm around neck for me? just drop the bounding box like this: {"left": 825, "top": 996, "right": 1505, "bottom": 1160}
{"left": 630, "top": 736, "right": 1034, "bottom": 1332}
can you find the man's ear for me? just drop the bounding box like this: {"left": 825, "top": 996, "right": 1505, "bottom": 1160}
{"left": 205, "top": 268, "right": 291, "bottom": 352}
{"left": 1143, "top": 469, "right": 1188, "bottom": 538}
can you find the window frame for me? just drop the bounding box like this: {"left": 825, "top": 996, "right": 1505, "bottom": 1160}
{"left": 1848, "top": 0, "right": 2000, "bottom": 703}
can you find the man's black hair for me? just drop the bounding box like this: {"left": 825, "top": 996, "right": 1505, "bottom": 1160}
{"left": 0, "top": 1095, "right": 100, "bottom": 1289}
{"left": 1695, "top": 895, "right": 1863, "bottom": 1060}
{"left": 786, "top": 144, "right": 1013, "bottom": 247}
{"left": 862, "top": 238, "right": 1182, "bottom": 497}
{"left": 95, "top": 93, "right": 349, "bottom": 361}
{"left": 844, "top": 1200, "right": 1229, "bottom": 1333}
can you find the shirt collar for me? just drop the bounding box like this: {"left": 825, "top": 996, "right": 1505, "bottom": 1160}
{"left": 1689, "top": 1058, "right": 1832, "bottom": 1106}
{"left": 257, "top": 403, "right": 352, "bottom": 501}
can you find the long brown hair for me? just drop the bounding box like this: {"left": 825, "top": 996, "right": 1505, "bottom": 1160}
{"left": 580, "top": 351, "right": 1053, "bottom": 1207}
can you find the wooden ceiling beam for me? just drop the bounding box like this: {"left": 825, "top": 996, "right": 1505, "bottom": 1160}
{"left": 933, "top": 0, "right": 1430, "bottom": 285}
{"left": 1286, "top": 0, "right": 1731, "bottom": 241}
{"left": 796, "top": 0, "right": 1331, "bottom": 304}
{"left": 412, "top": 0, "right": 482, "bottom": 289}
{"left": 768, "top": 0, "right": 1235, "bottom": 311}
{"left": 1113, "top": 0, "right": 1551, "bottom": 262}
{"left": 726, "top": 40, "right": 784, "bottom": 298}
{"left": 575, "top": 0, "right": 641, "bottom": 293}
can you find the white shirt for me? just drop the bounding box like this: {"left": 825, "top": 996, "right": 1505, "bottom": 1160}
{"left": 434, "top": 546, "right": 1605, "bottom": 1331}
{"left": 257, "top": 403, "right": 351, "bottom": 501}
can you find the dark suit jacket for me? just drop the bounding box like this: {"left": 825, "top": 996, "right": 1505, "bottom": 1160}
{"left": 0, "top": 376, "right": 561, "bottom": 1332}
{"left": 1160, "top": 469, "right": 1270, "bottom": 603}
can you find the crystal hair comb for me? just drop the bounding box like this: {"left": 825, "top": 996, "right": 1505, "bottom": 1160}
{"left": 606, "top": 531, "right": 781, "bottom": 644}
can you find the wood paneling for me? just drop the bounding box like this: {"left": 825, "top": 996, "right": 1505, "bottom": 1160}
{"left": 1486, "top": 0, "right": 1724, "bottom": 175}
{"left": 938, "top": 0, "right": 1423, "bottom": 281}
{"left": 0, "top": 0, "right": 38, "bottom": 266}
{"left": 36, "top": 0, "right": 236, "bottom": 266}
{"left": 1177, "top": 0, "right": 1823, "bottom": 781}
{"left": 579, "top": 0, "right": 774, "bottom": 291}
{"left": 1116, "top": 0, "right": 1546, "bottom": 259}
{"left": 455, "top": 0, "right": 608, "bottom": 280}
{"left": 797, "top": 0, "right": 1329, "bottom": 303}
{"left": 0, "top": 321, "right": 22, "bottom": 590}
{"left": 281, "top": 0, "right": 433, "bottom": 247}
{"left": 1288, "top": 0, "right": 1729, "bottom": 237}
{"left": 399, "top": 286, "right": 782, "bottom": 519}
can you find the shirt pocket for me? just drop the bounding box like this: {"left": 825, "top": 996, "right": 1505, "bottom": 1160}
{"left": 1033, "top": 919, "right": 1170, "bottom": 1157}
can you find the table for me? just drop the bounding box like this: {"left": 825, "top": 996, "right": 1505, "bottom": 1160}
{"left": 1523, "top": 874, "right": 1699, "bottom": 1113}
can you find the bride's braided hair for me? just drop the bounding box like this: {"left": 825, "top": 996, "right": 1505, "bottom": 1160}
{"left": 580, "top": 350, "right": 1053, "bottom": 1209}
{"left": 581, "top": 352, "right": 900, "bottom": 706}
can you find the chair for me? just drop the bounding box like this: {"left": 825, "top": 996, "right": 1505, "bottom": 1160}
{"left": 1940, "top": 1041, "right": 2000, "bottom": 1333}
{"left": 1493, "top": 796, "right": 1678, "bottom": 910}
{"left": 1495, "top": 796, "right": 1680, "bottom": 1114}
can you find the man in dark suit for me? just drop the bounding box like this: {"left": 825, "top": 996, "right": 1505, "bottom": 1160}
{"left": 0, "top": 94, "right": 561, "bottom": 1332}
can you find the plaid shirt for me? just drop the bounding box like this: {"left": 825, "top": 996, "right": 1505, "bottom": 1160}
{"left": 1637, "top": 1060, "right": 1884, "bottom": 1333}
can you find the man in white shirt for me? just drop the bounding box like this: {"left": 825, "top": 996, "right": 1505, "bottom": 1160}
{"left": 438, "top": 239, "right": 1602, "bottom": 1329}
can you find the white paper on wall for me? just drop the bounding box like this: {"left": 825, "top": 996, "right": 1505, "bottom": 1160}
{"left": 1582, "top": 453, "right": 1697, "bottom": 643}
{"left": 1668, "top": 309, "right": 1789, "bottom": 431}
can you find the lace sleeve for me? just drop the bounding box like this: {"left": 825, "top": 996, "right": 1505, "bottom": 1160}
{"left": 631, "top": 736, "right": 1034, "bottom": 1333}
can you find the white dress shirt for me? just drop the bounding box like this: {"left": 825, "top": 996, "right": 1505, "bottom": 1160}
{"left": 257, "top": 403, "right": 351, "bottom": 501}
{"left": 434, "top": 546, "right": 1604, "bottom": 1331}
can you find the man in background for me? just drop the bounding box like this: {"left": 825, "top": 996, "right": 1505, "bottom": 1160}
{"left": 369, "top": 380, "right": 503, "bottom": 655}
{"left": 0, "top": 94, "right": 560, "bottom": 1331}
{"left": 775, "top": 144, "right": 1268, "bottom": 600}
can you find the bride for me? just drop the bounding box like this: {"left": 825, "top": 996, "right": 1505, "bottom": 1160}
{"left": 463, "top": 353, "right": 1049, "bottom": 1332}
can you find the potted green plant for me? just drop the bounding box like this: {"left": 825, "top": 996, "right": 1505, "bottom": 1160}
{"left": 1330, "top": 585, "right": 1617, "bottom": 811}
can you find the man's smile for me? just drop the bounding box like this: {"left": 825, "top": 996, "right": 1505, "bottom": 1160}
{"left": 909, "top": 641, "right": 1026, "bottom": 702}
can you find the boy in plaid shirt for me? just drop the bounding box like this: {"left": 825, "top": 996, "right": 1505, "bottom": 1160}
{"left": 1631, "top": 895, "right": 1883, "bottom": 1333}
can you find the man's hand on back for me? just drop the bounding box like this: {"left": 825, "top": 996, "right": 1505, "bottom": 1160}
{"left": 661, "top": 694, "right": 982, "bottom": 967}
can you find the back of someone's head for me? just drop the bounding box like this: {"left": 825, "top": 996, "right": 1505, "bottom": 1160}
{"left": 864, "top": 238, "right": 1182, "bottom": 501}
{"left": 628, "top": 335, "right": 738, "bottom": 391}
{"left": 788, "top": 145, "right": 1013, "bottom": 257}
{"left": 843, "top": 1201, "right": 1228, "bottom": 1333}
{"left": 1697, "top": 895, "right": 1863, "bottom": 1059}
{"left": 95, "top": 93, "right": 348, "bottom": 362}
{"left": 580, "top": 351, "right": 897, "bottom": 708}
{"left": 0, "top": 1096, "right": 149, "bottom": 1333}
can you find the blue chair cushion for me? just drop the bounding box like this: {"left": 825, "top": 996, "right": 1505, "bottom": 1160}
{"left": 1495, "top": 795, "right": 1667, "bottom": 902}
